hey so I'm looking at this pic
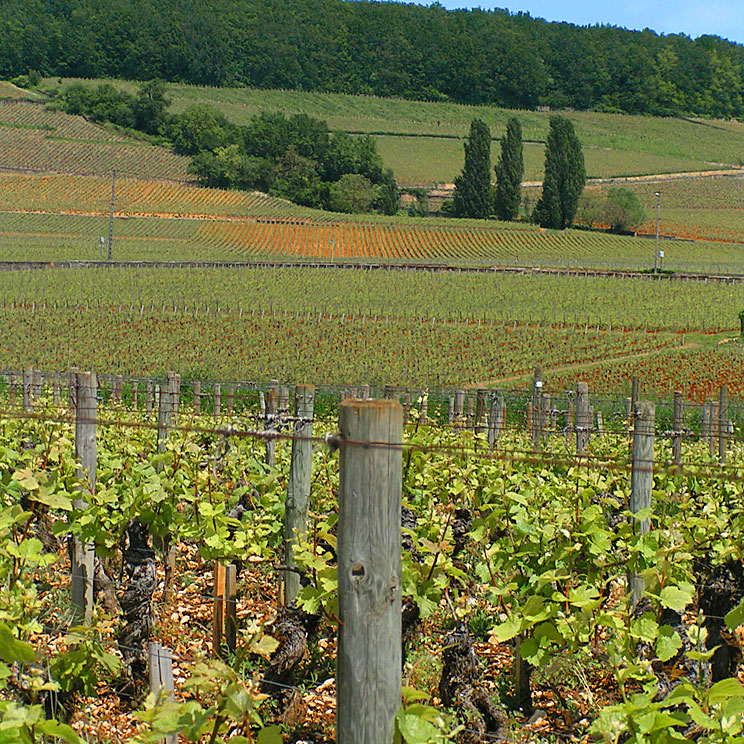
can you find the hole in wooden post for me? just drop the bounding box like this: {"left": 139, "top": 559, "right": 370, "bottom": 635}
{"left": 351, "top": 563, "right": 366, "bottom": 581}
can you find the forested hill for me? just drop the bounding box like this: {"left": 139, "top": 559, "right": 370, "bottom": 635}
{"left": 3, "top": 0, "right": 744, "bottom": 118}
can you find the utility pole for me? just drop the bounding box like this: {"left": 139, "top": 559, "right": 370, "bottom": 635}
{"left": 107, "top": 169, "right": 116, "bottom": 261}
{"left": 653, "top": 191, "right": 660, "bottom": 274}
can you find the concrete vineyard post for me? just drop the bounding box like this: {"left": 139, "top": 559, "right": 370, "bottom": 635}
{"left": 214, "top": 383, "right": 221, "bottom": 419}
{"left": 575, "top": 382, "right": 590, "bottom": 455}
{"left": 630, "top": 400, "right": 655, "bottom": 607}
{"left": 672, "top": 391, "right": 683, "bottom": 467}
{"left": 72, "top": 371, "right": 97, "bottom": 624}
{"left": 337, "top": 399, "right": 402, "bottom": 744}
{"left": 466, "top": 397, "right": 474, "bottom": 430}
{"left": 227, "top": 385, "right": 234, "bottom": 415}
{"left": 146, "top": 381, "right": 153, "bottom": 415}
{"left": 280, "top": 386, "right": 290, "bottom": 414}
{"left": 719, "top": 386, "right": 729, "bottom": 466}
{"left": 284, "top": 384, "right": 315, "bottom": 607}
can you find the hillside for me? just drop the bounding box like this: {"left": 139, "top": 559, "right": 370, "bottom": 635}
{"left": 42, "top": 78, "right": 744, "bottom": 185}
{"left": 0, "top": 88, "right": 190, "bottom": 180}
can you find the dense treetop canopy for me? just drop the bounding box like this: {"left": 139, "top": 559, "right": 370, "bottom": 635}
{"left": 2, "top": 0, "right": 744, "bottom": 118}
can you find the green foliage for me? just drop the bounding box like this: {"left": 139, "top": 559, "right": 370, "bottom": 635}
{"left": 452, "top": 119, "right": 492, "bottom": 219}
{"left": 493, "top": 117, "right": 523, "bottom": 221}
{"left": 134, "top": 80, "right": 170, "bottom": 135}
{"left": 534, "top": 116, "right": 586, "bottom": 229}
{"left": 604, "top": 187, "right": 647, "bottom": 233}
{"left": 329, "top": 173, "right": 376, "bottom": 214}
{"left": 163, "top": 103, "right": 240, "bottom": 155}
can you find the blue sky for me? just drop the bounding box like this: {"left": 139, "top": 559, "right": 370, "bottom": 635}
{"left": 394, "top": 1, "right": 744, "bottom": 44}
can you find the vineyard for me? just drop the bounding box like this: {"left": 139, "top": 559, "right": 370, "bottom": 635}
{"left": 3, "top": 372, "right": 744, "bottom": 743}
{"left": 0, "top": 100, "right": 190, "bottom": 180}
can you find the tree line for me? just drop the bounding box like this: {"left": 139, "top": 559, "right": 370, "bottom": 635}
{"left": 2, "top": 0, "right": 743, "bottom": 118}
{"left": 56, "top": 81, "right": 399, "bottom": 214}
{"left": 452, "top": 116, "right": 644, "bottom": 232}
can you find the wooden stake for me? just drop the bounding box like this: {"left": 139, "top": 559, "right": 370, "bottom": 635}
{"left": 719, "top": 386, "right": 729, "bottom": 466}
{"left": 629, "top": 400, "right": 655, "bottom": 607}
{"left": 284, "top": 385, "right": 315, "bottom": 607}
{"left": 337, "top": 400, "right": 402, "bottom": 744}
{"left": 72, "top": 371, "right": 97, "bottom": 624}
{"left": 672, "top": 391, "right": 683, "bottom": 467}
{"left": 575, "top": 382, "right": 590, "bottom": 455}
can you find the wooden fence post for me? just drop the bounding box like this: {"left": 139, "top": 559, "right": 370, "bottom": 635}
{"left": 53, "top": 373, "right": 60, "bottom": 406}
{"left": 419, "top": 392, "right": 428, "bottom": 425}
{"left": 214, "top": 383, "right": 221, "bottom": 419}
{"left": 531, "top": 366, "right": 543, "bottom": 449}
{"left": 9, "top": 372, "right": 17, "bottom": 409}
{"left": 72, "top": 371, "right": 97, "bottom": 624}
{"left": 131, "top": 380, "right": 138, "bottom": 410}
{"left": 148, "top": 642, "right": 177, "bottom": 744}
{"left": 541, "top": 393, "right": 551, "bottom": 438}
{"left": 193, "top": 380, "right": 201, "bottom": 415}
{"left": 337, "top": 399, "right": 402, "bottom": 744}
{"left": 146, "top": 381, "right": 153, "bottom": 415}
{"left": 227, "top": 385, "right": 234, "bottom": 415}
{"left": 454, "top": 389, "right": 464, "bottom": 431}
{"left": 672, "top": 391, "right": 683, "bottom": 467}
{"left": 475, "top": 389, "right": 487, "bottom": 436}
{"left": 212, "top": 563, "right": 237, "bottom": 657}
{"left": 284, "top": 385, "right": 315, "bottom": 607}
{"left": 630, "top": 400, "right": 655, "bottom": 607}
{"left": 360, "top": 384, "right": 370, "bottom": 401}
{"left": 113, "top": 375, "right": 123, "bottom": 403}
{"left": 575, "top": 382, "right": 590, "bottom": 455}
{"left": 719, "top": 386, "right": 729, "bottom": 466}
{"left": 32, "top": 369, "right": 42, "bottom": 402}
{"left": 447, "top": 396, "right": 454, "bottom": 425}
{"left": 22, "top": 367, "right": 33, "bottom": 412}
{"left": 265, "top": 382, "right": 279, "bottom": 468}
{"left": 565, "top": 399, "right": 574, "bottom": 446}
{"left": 709, "top": 400, "right": 719, "bottom": 457}
{"left": 488, "top": 392, "right": 503, "bottom": 448}
{"left": 157, "top": 374, "right": 174, "bottom": 454}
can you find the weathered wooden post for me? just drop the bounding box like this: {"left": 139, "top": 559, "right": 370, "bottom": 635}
{"left": 193, "top": 380, "right": 201, "bottom": 415}
{"left": 337, "top": 399, "right": 402, "bottom": 744}
{"left": 447, "top": 396, "right": 454, "bottom": 425}
{"left": 525, "top": 402, "right": 533, "bottom": 438}
{"left": 146, "top": 381, "right": 153, "bottom": 415}
{"left": 9, "top": 372, "right": 17, "bottom": 409}
{"left": 575, "top": 382, "right": 590, "bottom": 455}
{"left": 709, "top": 400, "right": 719, "bottom": 457}
{"left": 157, "top": 374, "right": 174, "bottom": 454}
{"left": 53, "top": 373, "right": 60, "bottom": 406}
{"left": 265, "top": 382, "right": 279, "bottom": 468}
{"left": 279, "top": 386, "right": 290, "bottom": 414}
{"left": 488, "top": 392, "right": 503, "bottom": 448}
{"left": 402, "top": 392, "right": 411, "bottom": 425}
{"left": 565, "top": 399, "right": 574, "bottom": 447}
{"left": 719, "top": 386, "right": 729, "bottom": 466}
{"left": 360, "top": 384, "right": 370, "bottom": 401}
{"left": 212, "top": 563, "right": 237, "bottom": 657}
{"left": 541, "top": 393, "right": 551, "bottom": 438}
{"left": 631, "top": 376, "right": 640, "bottom": 417}
{"left": 419, "top": 392, "right": 428, "bottom": 426}
{"left": 22, "top": 368, "right": 33, "bottom": 412}
{"left": 531, "top": 366, "right": 543, "bottom": 449}
{"left": 629, "top": 401, "right": 655, "bottom": 607}
{"left": 466, "top": 397, "right": 474, "bottom": 430}
{"left": 72, "top": 371, "right": 97, "bottom": 624}
{"left": 214, "top": 383, "right": 221, "bottom": 419}
{"left": 702, "top": 403, "right": 710, "bottom": 449}
{"left": 148, "top": 642, "right": 177, "bottom": 744}
{"left": 227, "top": 385, "right": 235, "bottom": 415}
{"left": 132, "top": 380, "right": 138, "bottom": 410}
{"left": 672, "top": 391, "right": 683, "bottom": 467}
{"left": 454, "top": 389, "right": 464, "bottom": 431}
{"left": 284, "top": 385, "right": 315, "bottom": 607}
{"left": 113, "top": 375, "right": 123, "bottom": 404}
{"left": 32, "top": 369, "right": 42, "bottom": 402}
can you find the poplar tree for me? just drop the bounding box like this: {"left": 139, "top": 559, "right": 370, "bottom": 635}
{"left": 494, "top": 117, "right": 524, "bottom": 221}
{"left": 534, "top": 116, "right": 585, "bottom": 229}
{"left": 452, "top": 118, "right": 492, "bottom": 219}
